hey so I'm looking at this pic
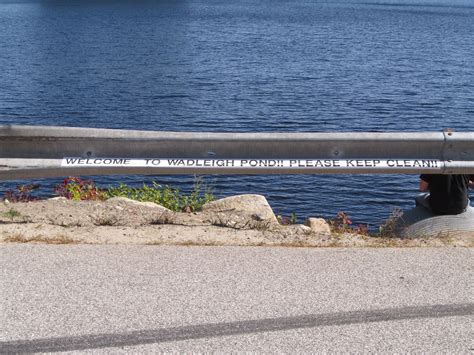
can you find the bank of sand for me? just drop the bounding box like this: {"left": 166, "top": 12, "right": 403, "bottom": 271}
{"left": 0, "top": 197, "right": 472, "bottom": 247}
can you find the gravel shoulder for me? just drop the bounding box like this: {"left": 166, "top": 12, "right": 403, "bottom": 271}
{"left": 1, "top": 198, "right": 472, "bottom": 247}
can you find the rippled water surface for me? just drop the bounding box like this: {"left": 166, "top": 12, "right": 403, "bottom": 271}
{"left": 1, "top": 0, "right": 473, "bottom": 227}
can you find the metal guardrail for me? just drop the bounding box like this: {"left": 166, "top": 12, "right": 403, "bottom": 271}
{"left": 0, "top": 125, "right": 473, "bottom": 180}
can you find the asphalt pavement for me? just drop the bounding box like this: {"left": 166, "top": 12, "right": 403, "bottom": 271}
{"left": 1, "top": 245, "right": 473, "bottom": 353}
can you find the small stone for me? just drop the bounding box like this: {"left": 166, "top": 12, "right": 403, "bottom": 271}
{"left": 305, "top": 218, "right": 331, "bottom": 234}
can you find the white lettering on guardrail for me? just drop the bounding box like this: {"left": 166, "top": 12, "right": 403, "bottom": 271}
{"left": 62, "top": 158, "right": 441, "bottom": 169}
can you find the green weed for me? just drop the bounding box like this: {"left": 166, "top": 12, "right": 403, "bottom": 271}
{"left": 106, "top": 177, "right": 214, "bottom": 212}
{"left": 3, "top": 208, "right": 21, "bottom": 221}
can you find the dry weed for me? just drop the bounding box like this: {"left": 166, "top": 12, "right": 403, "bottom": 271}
{"left": 149, "top": 212, "right": 176, "bottom": 225}
{"left": 91, "top": 214, "right": 120, "bottom": 226}
{"left": 4, "top": 233, "right": 76, "bottom": 244}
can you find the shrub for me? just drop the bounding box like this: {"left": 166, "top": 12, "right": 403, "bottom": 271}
{"left": 55, "top": 177, "right": 106, "bottom": 201}
{"left": 105, "top": 178, "right": 214, "bottom": 212}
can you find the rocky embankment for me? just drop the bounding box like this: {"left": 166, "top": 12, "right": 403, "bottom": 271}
{"left": 0, "top": 195, "right": 472, "bottom": 247}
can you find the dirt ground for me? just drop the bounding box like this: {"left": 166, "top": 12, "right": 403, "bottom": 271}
{"left": 1, "top": 198, "right": 472, "bottom": 247}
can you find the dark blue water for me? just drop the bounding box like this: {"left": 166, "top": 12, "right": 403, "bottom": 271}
{"left": 1, "top": 0, "right": 473, "bottom": 227}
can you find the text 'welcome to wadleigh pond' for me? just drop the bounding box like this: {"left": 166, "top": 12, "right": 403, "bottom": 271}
{"left": 62, "top": 158, "right": 441, "bottom": 169}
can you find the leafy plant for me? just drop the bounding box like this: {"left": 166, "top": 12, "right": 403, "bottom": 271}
{"left": 4, "top": 184, "right": 40, "bottom": 202}
{"left": 105, "top": 177, "right": 214, "bottom": 212}
{"left": 55, "top": 177, "right": 106, "bottom": 201}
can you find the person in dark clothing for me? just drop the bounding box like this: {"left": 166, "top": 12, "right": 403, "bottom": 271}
{"left": 417, "top": 174, "right": 474, "bottom": 215}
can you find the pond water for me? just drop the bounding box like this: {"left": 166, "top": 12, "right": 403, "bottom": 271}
{"left": 1, "top": 0, "right": 473, "bottom": 227}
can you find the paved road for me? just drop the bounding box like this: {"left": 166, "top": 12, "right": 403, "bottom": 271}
{"left": 1, "top": 245, "right": 473, "bottom": 353}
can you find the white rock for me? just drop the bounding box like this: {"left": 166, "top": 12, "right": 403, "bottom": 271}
{"left": 105, "top": 197, "right": 171, "bottom": 211}
{"left": 48, "top": 197, "right": 68, "bottom": 202}
{"left": 305, "top": 218, "right": 331, "bottom": 234}
{"left": 202, "top": 194, "right": 278, "bottom": 223}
